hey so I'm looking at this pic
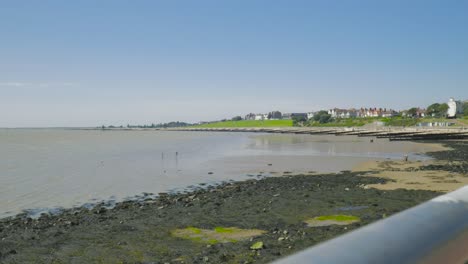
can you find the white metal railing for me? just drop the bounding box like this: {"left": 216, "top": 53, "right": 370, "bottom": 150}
{"left": 273, "top": 185, "right": 468, "bottom": 264}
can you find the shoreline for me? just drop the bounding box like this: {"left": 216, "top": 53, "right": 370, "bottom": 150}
{"left": 71, "top": 125, "right": 468, "bottom": 141}
{"left": 0, "top": 140, "right": 467, "bottom": 263}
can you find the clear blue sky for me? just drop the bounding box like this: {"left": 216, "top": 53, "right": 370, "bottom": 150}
{"left": 1, "top": 0, "right": 467, "bottom": 127}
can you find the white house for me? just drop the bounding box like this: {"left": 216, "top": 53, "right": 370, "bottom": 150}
{"left": 328, "top": 108, "right": 358, "bottom": 118}
{"left": 255, "top": 114, "right": 265, "bottom": 120}
{"left": 447, "top": 98, "right": 463, "bottom": 118}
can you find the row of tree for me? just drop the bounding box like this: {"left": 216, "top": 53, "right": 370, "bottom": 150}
{"left": 425, "top": 103, "right": 449, "bottom": 118}
{"left": 101, "top": 122, "right": 192, "bottom": 129}
{"left": 418, "top": 101, "right": 468, "bottom": 118}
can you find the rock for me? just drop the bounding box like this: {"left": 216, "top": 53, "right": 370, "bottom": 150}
{"left": 345, "top": 188, "right": 350, "bottom": 191}
{"left": 250, "top": 241, "right": 264, "bottom": 250}
{"left": 278, "top": 237, "right": 285, "bottom": 241}
{"left": 94, "top": 207, "right": 107, "bottom": 214}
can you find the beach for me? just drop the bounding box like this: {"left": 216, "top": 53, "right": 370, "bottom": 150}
{"left": 1, "top": 135, "right": 466, "bottom": 263}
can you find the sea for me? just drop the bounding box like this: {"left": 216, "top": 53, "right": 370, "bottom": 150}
{"left": 0, "top": 128, "right": 438, "bottom": 218}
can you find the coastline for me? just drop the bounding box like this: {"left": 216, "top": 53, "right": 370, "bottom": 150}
{"left": 0, "top": 140, "right": 467, "bottom": 263}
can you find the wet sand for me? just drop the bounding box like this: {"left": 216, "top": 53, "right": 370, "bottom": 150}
{"left": 353, "top": 141, "right": 468, "bottom": 192}
{"left": 353, "top": 160, "right": 468, "bottom": 192}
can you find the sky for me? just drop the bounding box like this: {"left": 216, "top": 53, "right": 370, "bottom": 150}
{"left": 1, "top": 0, "right": 467, "bottom": 127}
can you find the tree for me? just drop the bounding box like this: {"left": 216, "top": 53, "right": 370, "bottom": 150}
{"left": 293, "top": 115, "right": 307, "bottom": 122}
{"left": 437, "top": 103, "right": 449, "bottom": 117}
{"left": 269, "top": 111, "right": 282, "bottom": 119}
{"left": 407, "top": 107, "right": 418, "bottom": 117}
{"left": 292, "top": 115, "right": 307, "bottom": 126}
{"left": 231, "top": 116, "right": 242, "bottom": 121}
{"left": 463, "top": 102, "right": 468, "bottom": 116}
{"left": 426, "top": 103, "right": 440, "bottom": 117}
{"left": 312, "top": 111, "right": 332, "bottom": 124}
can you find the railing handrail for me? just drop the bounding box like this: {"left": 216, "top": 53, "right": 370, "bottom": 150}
{"left": 272, "top": 185, "right": 468, "bottom": 264}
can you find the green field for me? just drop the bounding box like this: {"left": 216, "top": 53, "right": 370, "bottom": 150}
{"left": 194, "top": 120, "right": 293, "bottom": 128}
{"left": 193, "top": 117, "right": 467, "bottom": 128}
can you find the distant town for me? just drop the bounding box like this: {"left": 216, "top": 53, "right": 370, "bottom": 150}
{"left": 103, "top": 97, "right": 468, "bottom": 129}
{"left": 195, "top": 97, "right": 468, "bottom": 126}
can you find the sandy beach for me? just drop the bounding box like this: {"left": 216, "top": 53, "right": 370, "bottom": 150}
{"left": 353, "top": 141, "right": 468, "bottom": 192}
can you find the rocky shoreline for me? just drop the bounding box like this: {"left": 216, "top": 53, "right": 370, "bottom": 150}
{"left": 1, "top": 141, "right": 466, "bottom": 264}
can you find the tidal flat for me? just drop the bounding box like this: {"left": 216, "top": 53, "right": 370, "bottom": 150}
{"left": 0, "top": 173, "right": 441, "bottom": 263}
{"left": 0, "top": 140, "right": 466, "bottom": 263}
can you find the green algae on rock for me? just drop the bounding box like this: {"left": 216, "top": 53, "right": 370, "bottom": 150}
{"left": 306, "top": 215, "right": 360, "bottom": 227}
{"left": 171, "top": 226, "right": 266, "bottom": 244}
{"left": 250, "top": 241, "right": 264, "bottom": 250}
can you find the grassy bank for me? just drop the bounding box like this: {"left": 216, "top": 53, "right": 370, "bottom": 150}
{"left": 194, "top": 120, "right": 293, "bottom": 128}
{"left": 194, "top": 117, "right": 466, "bottom": 129}
{"left": 307, "top": 117, "right": 378, "bottom": 127}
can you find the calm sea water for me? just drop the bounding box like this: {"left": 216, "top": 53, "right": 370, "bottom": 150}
{"left": 0, "top": 129, "right": 437, "bottom": 218}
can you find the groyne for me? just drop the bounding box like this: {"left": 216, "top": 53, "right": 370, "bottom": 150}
{"left": 169, "top": 127, "right": 468, "bottom": 141}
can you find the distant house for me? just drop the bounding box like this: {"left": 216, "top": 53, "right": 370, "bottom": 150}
{"left": 447, "top": 98, "right": 463, "bottom": 118}
{"left": 328, "top": 108, "right": 346, "bottom": 118}
{"left": 356, "top": 107, "right": 398, "bottom": 118}
{"left": 255, "top": 114, "right": 265, "bottom": 120}
{"left": 282, "top": 113, "right": 292, "bottom": 119}
{"left": 307, "top": 112, "right": 316, "bottom": 120}
{"left": 290, "top": 113, "right": 308, "bottom": 120}
{"left": 402, "top": 108, "right": 426, "bottom": 118}
{"left": 366, "top": 108, "right": 381, "bottom": 117}
{"left": 381, "top": 109, "right": 398, "bottom": 117}
{"left": 328, "top": 108, "right": 358, "bottom": 118}
{"left": 415, "top": 108, "right": 426, "bottom": 118}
